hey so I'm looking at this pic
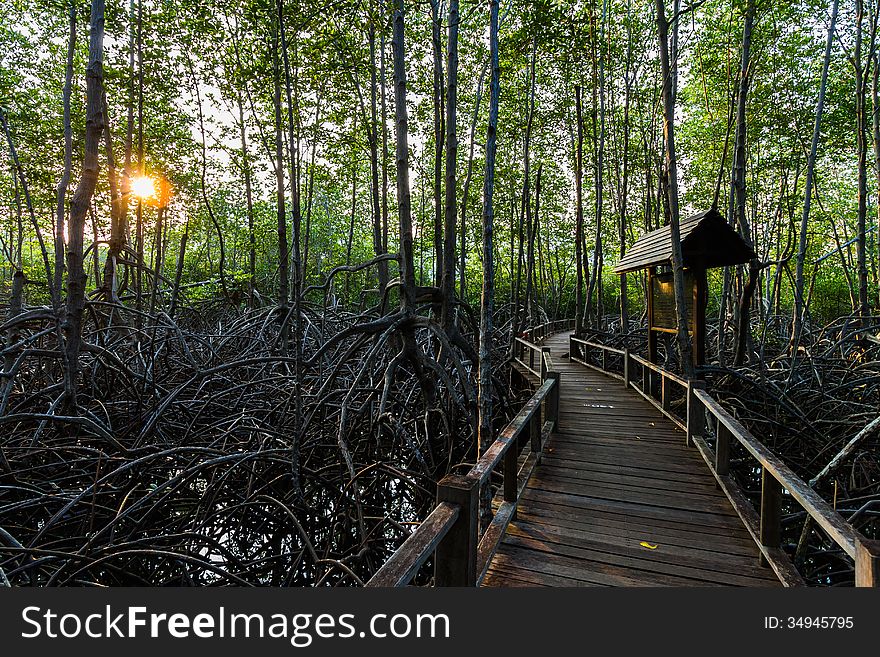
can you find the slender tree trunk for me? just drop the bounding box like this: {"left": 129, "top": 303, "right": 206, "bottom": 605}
{"left": 460, "top": 60, "right": 488, "bottom": 302}
{"left": 588, "top": 0, "right": 607, "bottom": 329}
{"left": 134, "top": 0, "right": 144, "bottom": 325}
{"left": 430, "top": 0, "right": 444, "bottom": 288}
{"left": 532, "top": 163, "right": 543, "bottom": 316}
{"left": 575, "top": 86, "right": 585, "bottom": 334}
{"left": 872, "top": 52, "right": 880, "bottom": 309}
{"left": 55, "top": 3, "right": 76, "bottom": 302}
{"left": 619, "top": 7, "right": 633, "bottom": 334}
{"left": 380, "top": 28, "right": 390, "bottom": 264}
{"left": 169, "top": 215, "right": 189, "bottom": 318}
{"left": 392, "top": 0, "right": 417, "bottom": 312}
{"left": 854, "top": 0, "right": 871, "bottom": 321}
{"left": 369, "top": 11, "right": 389, "bottom": 293}
{"left": 64, "top": 0, "right": 105, "bottom": 410}
{"left": 514, "top": 37, "right": 537, "bottom": 336}
{"left": 186, "top": 54, "right": 230, "bottom": 304}
{"left": 345, "top": 116, "right": 358, "bottom": 301}
{"left": 792, "top": 0, "right": 839, "bottom": 351}
{"left": 148, "top": 206, "right": 164, "bottom": 314}
{"left": 732, "top": 0, "right": 758, "bottom": 366}
{"left": 479, "top": 0, "right": 500, "bottom": 530}
{"left": 2, "top": 121, "right": 56, "bottom": 305}
{"left": 278, "top": 1, "right": 302, "bottom": 497}
{"left": 441, "top": 0, "right": 460, "bottom": 329}
{"left": 273, "top": 27, "right": 290, "bottom": 338}
{"left": 237, "top": 95, "right": 257, "bottom": 306}
{"left": 655, "top": 0, "right": 693, "bottom": 378}
{"left": 279, "top": 0, "right": 302, "bottom": 305}
{"left": 100, "top": 91, "right": 125, "bottom": 302}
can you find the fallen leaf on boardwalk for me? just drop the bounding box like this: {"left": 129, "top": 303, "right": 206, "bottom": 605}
{"left": 639, "top": 541, "right": 658, "bottom": 550}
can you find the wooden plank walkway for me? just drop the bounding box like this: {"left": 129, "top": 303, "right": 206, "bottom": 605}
{"left": 482, "top": 332, "right": 781, "bottom": 587}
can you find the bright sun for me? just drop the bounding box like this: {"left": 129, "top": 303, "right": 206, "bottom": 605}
{"left": 131, "top": 175, "right": 156, "bottom": 200}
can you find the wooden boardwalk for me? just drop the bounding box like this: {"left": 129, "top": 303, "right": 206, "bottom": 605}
{"left": 482, "top": 332, "right": 781, "bottom": 587}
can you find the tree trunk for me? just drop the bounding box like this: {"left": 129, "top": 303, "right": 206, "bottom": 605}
{"left": 873, "top": 51, "right": 880, "bottom": 309}
{"left": 854, "top": 0, "right": 871, "bottom": 321}
{"left": 588, "top": 0, "right": 606, "bottom": 330}
{"left": 441, "top": 0, "right": 460, "bottom": 330}
{"left": 369, "top": 12, "right": 389, "bottom": 293}
{"left": 237, "top": 95, "right": 257, "bottom": 306}
{"left": 791, "top": 0, "right": 839, "bottom": 351}
{"left": 479, "top": 0, "right": 500, "bottom": 530}
{"left": 655, "top": 0, "right": 693, "bottom": 378}
{"left": 54, "top": 3, "right": 76, "bottom": 303}
{"left": 392, "top": 0, "right": 417, "bottom": 311}
{"left": 575, "top": 86, "right": 585, "bottom": 334}
{"left": 134, "top": 0, "right": 144, "bottom": 326}
{"left": 732, "top": 0, "right": 757, "bottom": 366}
{"left": 277, "top": 0, "right": 301, "bottom": 496}
{"left": 514, "top": 37, "right": 537, "bottom": 336}
{"left": 430, "top": 0, "right": 444, "bottom": 289}
{"left": 460, "top": 60, "right": 488, "bottom": 303}
{"left": 169, "top": 207, "right": 189, "bottom": 317}
{"left": 619, "top": 8, "right": 633, "bottom": 334}
{"left": 64, "top": 0, "right": 105, "bottom": 410}
{"left": 273, "top": 26, "right": 290, "bottom": 344}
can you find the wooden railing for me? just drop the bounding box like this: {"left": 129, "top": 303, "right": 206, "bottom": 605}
{"left": 521, "top": 318, "right": 576, "bottom": 345}
{"left": 366, "top": 326, "right": 565, "bottom": 587}
{"left": 570, "top": 335, "right": 880, "bottom": 587}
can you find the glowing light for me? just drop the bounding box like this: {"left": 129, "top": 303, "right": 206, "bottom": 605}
{"left": 131, "top": 175, "right": 156, "bottom": 200}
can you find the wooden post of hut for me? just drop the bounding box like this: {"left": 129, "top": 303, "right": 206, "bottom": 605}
{"left": 613, "top": 209, "right": 754, "bottom": 375}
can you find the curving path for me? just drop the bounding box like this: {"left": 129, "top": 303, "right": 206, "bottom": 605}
{"left": 482, "top": 332, "right": 781, "bottom": 587}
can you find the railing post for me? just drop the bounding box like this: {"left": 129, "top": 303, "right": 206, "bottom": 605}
{"left": 642, "top": 363, "right": 650, "bottom": 396}
{"left": 601, "top": 349, "right": 608, "bottom": 371}
{"left": 759, "top": 467, "right": 782, "bottom": 567}
{"left": 546, "top": 371, "right": 560, "bottom": 434}
{"left": 715, "top": 421, "right": 731, "bottom": 476}
{"left": 529, "top": 346, "right": 535, "bottom": 371}
{"left": 686, "top": 380, "right": 706, "bottom": 448}
{"left": 504, "top": 438, "right": 518, "bottom": 512}
{"left": 855, "top": 539, "right": 880, "bottom": 587}
{"left": 623, "top": 349, "right": 631, "bottom": 389}
{"left": 435, "top": 474, "right": 479, "bottom": 586}
{"left": 661, "top": 374, "right": 671, "bottom": 411}
{"left": 540, "top": 346, "right": 550, "bottom": 380}
{"left": 530, "top": 410, "right": 541, "bottom": 457}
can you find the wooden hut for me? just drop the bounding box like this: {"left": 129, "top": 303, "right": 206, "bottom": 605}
{"left": 613, "top": 208, "right": 754, "bottom": 368}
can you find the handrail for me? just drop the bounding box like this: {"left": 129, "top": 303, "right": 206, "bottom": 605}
{"left": 366, "top": 321, "right": 569, "bottom": 587}
{"left": 521, "top": 318, "right": 576, "bottom": 345}
{"left": 693, "top": 388, "right": 859, "bottom": 559}
{"left": 569, "top": 333, "right": 880, "bottom": 587}
{"left": 367, "top": 502, "right": 460, "bottom": 587}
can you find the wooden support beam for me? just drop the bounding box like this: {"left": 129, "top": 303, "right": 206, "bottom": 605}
{"left": 503, "top": 438, "right": 518, "bottom": 509}
{"left": 623, "top": 348, "right": 631, "bottom": 388}
{"left": 545, "top": 371, "right": 560, "bottom": 435}
{"left": 693, "top": 267, "right": 707, "bottom": 368}
{"left": 855, "top": 539, "right": 880, "bottom": 587}
{"left": 759, "top": 467, "right": 782, "bottom": 567}
{"left": 686, "top": 379, "right": 706, "bottom": 447}
{"left": 435, "top": 474, "right": 479, "bottom": 586}
{"left": 716, "top": 421, "right": 731, "bottom": 476}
